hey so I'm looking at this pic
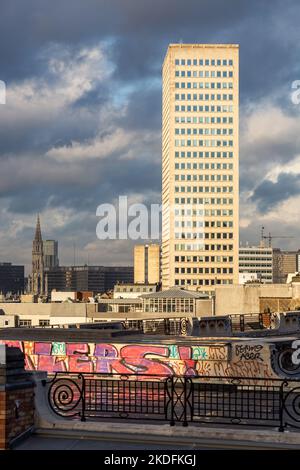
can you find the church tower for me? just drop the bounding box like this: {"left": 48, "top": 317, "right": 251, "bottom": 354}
{"left": 32, "top": 215, "right": 45, "bottom": 295}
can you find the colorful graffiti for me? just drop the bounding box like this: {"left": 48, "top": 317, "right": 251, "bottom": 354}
{"left": 1, "top": 340, "right": 229, "bottom": 376}
{"left": 2, "top": 338, "right": 298, "bottom": 381}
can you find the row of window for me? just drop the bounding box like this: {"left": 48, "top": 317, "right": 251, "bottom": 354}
{"left": 175, "top": 186, "right": 233, "bottom": 194}
{"left": 175, "top": 70, "right": 233, "bottom": 78}
{"left": 175, "top": 128, "right": 233, "bottom": 136}
{"left": 239, "top": 251, "right": 273, "bottom": 255}
{"left": 175, "top": 59, "right": 233, "bottom": 67}
{"left": 175, "top": 279, "right": 233, "bottom": 287}
{"left": 175, "top": 267, "right": 233, "bottom": 274}
{"left": 175, "top": 244, "right": 234, "bottom": 251}
{"left": 174, "top": 232, "right": 234, "bottom": 240}
{"left": 175, "top": 139, "right": 234, "bottom": 147}
{"left": 175, "top": 175, "right": 233, "bottom": 182}
{"left": 175, "top": 81, "right": 233, "bottom": 89}
{"left": 240, "top": 264, "right": 272, "bottom": 268}
{"left": 175, "top": 116, "right": 233, "bottom": 124}
{"left": 173, "top": 203, "right": 234, "bottom": 216}
{"left": 174, "top": 218, "right": 233, "bottom": 228}
{"left": 175, "top": 151, "right": 234, "bottom": 159}
{"left": 19, "top": 319, "right": 50, "bottom": 327}
{"left": 175, "top": 105, "right": 233, "bottom": 113}
{"left": 175, "top": 255, "right": 233, "bottom": 263}
{"left": 175, "top": 162, "right": 233, "bottom": 170}
{"left": 175, "top": 93, "right": 234, "bottom": 101}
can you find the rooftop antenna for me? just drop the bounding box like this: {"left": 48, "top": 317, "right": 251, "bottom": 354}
{"left": 260, "top": 226, "right": 265, "bottom": 248}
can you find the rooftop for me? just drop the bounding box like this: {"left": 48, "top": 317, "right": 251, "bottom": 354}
{"left": 140, "top": 287, "right": 209, "bottom": 300}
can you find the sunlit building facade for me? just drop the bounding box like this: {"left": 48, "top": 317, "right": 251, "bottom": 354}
{"left": 162, "top": 44, "right": 239, "bottom": 293}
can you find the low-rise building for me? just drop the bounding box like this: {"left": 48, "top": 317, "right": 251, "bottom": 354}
{"left": 273, "top": 249, "right": 300, "bottom": 283}
{"left": 214, "top": 282, "right": 300, "bottom": 315}
{"left": 238, "top": 272, "right": 258, "bottom": 284}
{"left": 45, "top": 265, "right": 134, "bottom": 295}
{"left": 113, "top": 283, "right": 158, "bottom": 299}
{"left": 51, "top": 291, "right": 93, "bottom": 303}
{"left": 134, "top": 244, "right": 161, "bottom": 284}
{"left": 0, "top": 302, "right": 100, "bottom": 327}
{"left": 140, "top": 287, "right": 211, "bottom": 316}
{"left": 239, "top": 245, "right": 273, "bottom": 283}
{"left": 0, "top": 263, "right": 24, "bottom": 295}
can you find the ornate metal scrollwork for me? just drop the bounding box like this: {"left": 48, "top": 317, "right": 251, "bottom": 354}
{"left": 282, "top": 383, "right": 300, "bottom": 429}
{"left": 47, "top": 375, "right": 84, "bottom": 418}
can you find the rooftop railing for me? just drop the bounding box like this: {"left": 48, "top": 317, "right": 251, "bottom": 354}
{"left": 43, "top": 372, "right": 300, "bottom": 431}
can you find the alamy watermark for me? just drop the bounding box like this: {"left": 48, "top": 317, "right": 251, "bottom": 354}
{"left": 291, "top": 80, "right": 300, "bottom": 105}
{"left": 0, "top": 80, "right": 6, "bottom": 104}
{"left": 291, "top": 340, "right": 300, "bottom": 365}
{"left": 96, "top": 196, "right": 205, "bottom": 243}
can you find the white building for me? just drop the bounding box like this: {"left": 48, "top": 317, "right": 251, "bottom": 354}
{"left": 162, "top": 44, "right": 239, "bottom": 293}
{"left": 239, "top": 245, "right": 273, "bottom": 283}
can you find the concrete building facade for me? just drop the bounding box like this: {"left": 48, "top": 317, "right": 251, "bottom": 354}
{"left": 45, "top": 265, "right": 134, "bottom": 295}
{"left": 214, "top": 282, "right": 300, "bottom": 316}
{"left": 0, "top": 302, "right": 99, "bottom": 328}
{"left": 134, "top": 244, "right": 161, "bottom": 284}
{"left": 113, "top": 283, "right": 158, "bottom": 299}
{"left": 0, "top": 263, "right": 24, "bottom": 295}
{"left": 162, "top": 44, "right": 239, "bottom": 293}
{"left": 239, "top": 245, "right": 273, "bottom": 283}
{"left": 43, "top": 240, "right": 59, "bottom": 269}
{"left": 273, "top": 249, "right": 299, "bottom": 283}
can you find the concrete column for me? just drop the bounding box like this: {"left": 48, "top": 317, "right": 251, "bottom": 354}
{"left": 0, "top": 345, "right": 35, "bottom": 449}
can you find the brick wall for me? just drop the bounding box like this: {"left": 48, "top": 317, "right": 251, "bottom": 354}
{"left": 0, "top": 345, "right": 35, "bottom": 449}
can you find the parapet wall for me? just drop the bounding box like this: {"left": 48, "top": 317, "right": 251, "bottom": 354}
{"left": 1, "top": 335, "right": 300, "bottom": 382}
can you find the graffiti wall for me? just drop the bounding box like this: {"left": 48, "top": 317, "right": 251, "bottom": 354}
{"left": 1, "top": 338, "right": 294, "bottom": 380}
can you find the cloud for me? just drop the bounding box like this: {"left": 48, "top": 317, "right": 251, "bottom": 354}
{"left": 0, "top": 0, "right": 300, "bottom": 270}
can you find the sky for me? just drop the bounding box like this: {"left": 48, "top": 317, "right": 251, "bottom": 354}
{"left": 0, "top": 0, "right": 300, "bottom": 273}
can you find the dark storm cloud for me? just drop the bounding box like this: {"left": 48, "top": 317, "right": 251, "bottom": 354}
{"left": 117, "top": 83, "right": 162, "bottom": 131}
{"left": 251, "top": 173, "right": 300, "bottom": 213}
{"left": 1, "top": 0, "right": 297, "bottom": 99}
{"left": 240, "top": 137, "right": 300, "bottom": 193}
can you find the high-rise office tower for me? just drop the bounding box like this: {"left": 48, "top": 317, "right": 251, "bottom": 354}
{"left": 43, "top": 240, "right": 59, "bottom": 269}
{"left": 134, "top": 244, "right": 161, "bottom": 284}
{"left": 162, "top": 44, "right": 239, "bottom": 293}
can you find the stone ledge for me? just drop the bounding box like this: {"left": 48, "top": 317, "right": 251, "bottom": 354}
{"left": 35, "top": 421, "right": 300, "bottom": 449}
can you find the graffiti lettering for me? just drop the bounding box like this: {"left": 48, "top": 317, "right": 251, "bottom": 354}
{"left": 235, "top": 345, "right": 264, "bottom": 362}
{"left": 0, "top": 339, "right": 281, "bottom": 381}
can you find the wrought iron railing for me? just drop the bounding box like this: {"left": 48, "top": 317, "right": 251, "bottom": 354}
{"left": 122, "top": 318, "right": 189, "bottom": 336}
{"left": 42, "top": 373, "right": 300, "bottom": 431}
{"left": 230, "top": 312, "right": 276, "bottom": 332}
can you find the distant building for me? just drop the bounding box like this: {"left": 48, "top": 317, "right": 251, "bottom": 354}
{"left": 113, "top": 283, "right": 158, "bottom": 299}
{"left": 51, "top": 291, "right": 93, "bottom": 303}
{"left": 239, "top": 245, "right": 273, "bottom": 283}
{"left": 238, "top": 272, "right": 258, "bottom": 284}
{"left": 273, "top": 249, "right": 300, "bottom": 283}
{"left": 45, "top": 265, "right": 133, "bottom": 295}
{"left": 140, "top": 287, "right": 210, "bottom": 315}
{"left": 103, "top": 266, "right": 134, "bottom": 292}
{"left": 134, "top": 244, "right": 161, "bottom": 284}
{"left": 31, "top": 215, "right": 45, "bottom": 295}
{"left": 0, "top": 263, "right": 24, "bottom": 295}
{"left": 43, "top": 240, "right": 59, "bottom": 269}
